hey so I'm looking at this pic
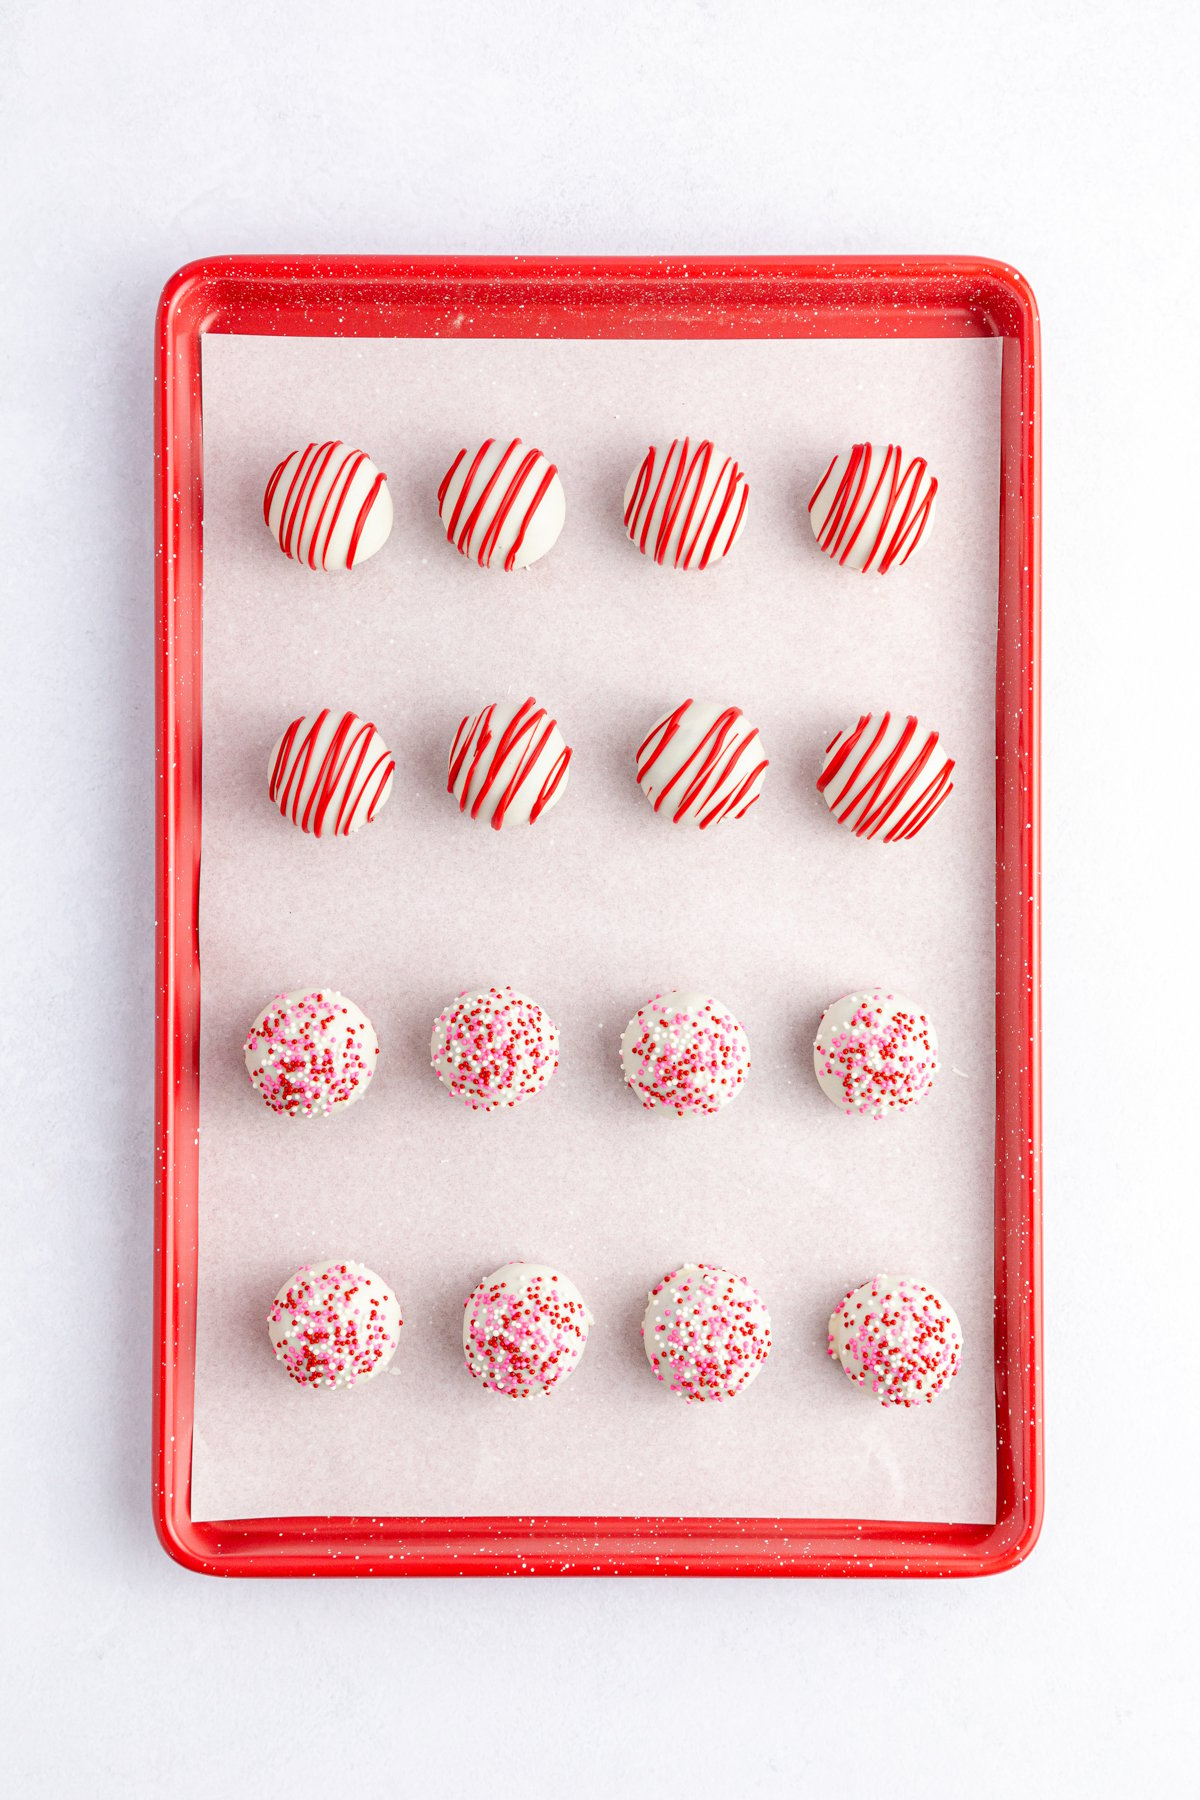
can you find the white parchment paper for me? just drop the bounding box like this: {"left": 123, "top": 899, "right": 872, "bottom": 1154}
{"left": 190, "top": 332, "right": 1001, "bottom": 1523}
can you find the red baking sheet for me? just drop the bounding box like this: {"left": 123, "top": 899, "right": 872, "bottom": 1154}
{"left": 154, "top": 255, "right": 1041, "bottom": 1577}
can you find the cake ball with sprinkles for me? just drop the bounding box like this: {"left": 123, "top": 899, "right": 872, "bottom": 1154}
{"left": 642, "top": 1264, "right": 772, "bottom": 1403}
{"left": 828, "top": 1275, "right": 962, "bottom": 1406}
{"left": 813, "top": 988, "right": 937, "bottom": 1118}
{"left": 245, "top": 989, "right": 379, "bottom": 1118}
{"left": 620, "top": 991, "right": 750, "bottom": 1115}
{"left": 462, "top": 1262, "right": 593, "bottom": 1399}
{"left": 430, "top": 986, "right": 559, "bottom": 1111}
{"left": 267, "top": 1260, "right": 402, "bottom": 1389}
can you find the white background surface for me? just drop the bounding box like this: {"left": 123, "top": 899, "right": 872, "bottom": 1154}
{"left": 1, "top": 1, "right": 1196, "bottom": 1793}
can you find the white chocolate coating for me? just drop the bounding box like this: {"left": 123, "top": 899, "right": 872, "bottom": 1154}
{"left": 828, "top": 1274, "right": 962, "bottom": 1406}
{"left": 620, "top": 991, "right": 750, "bottom": 1115}
{"left": 448, "top": 696, "right": 571, "bottom": 828}
{"left": 642, "top": 1263, "right": 772, "bottom": 1403}
{"left": 818, "top": 710, "right": 954, "bottom": 842}
{"left": 263, "top": 441, "right": 393, "bottom": 571}
{"left": 636, "top": 698, "right": 768, "bottom": 827}
{"left": 462, "top": 1262, "right": 592, "bottom": 1398}
{"left": 437, "top": 437, "right": 565, "bottom": 569}
{"left": 267, "top": 709, "right": 395, "bottom": 837}
{"left": 808, "top": 442, "right": 937, "bottom": 573}
{"left": 244, "top": 989, "right": 379, "bottom": 1118}
{"left": 268, "top": 1259, "right": 402, "bottom": 1388}
{"left": 623, "top": 438, "right": 748, "bottom": 568}
{"left": 813, "top": 989, "right": 938, "bottom": 1118}
{"left": 430, "top": 986, "right": 559, "bottom": 1111}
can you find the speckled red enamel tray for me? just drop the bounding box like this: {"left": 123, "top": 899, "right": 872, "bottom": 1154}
{"left": 154, "top": 256, "right": 1041, "bottom": 1577}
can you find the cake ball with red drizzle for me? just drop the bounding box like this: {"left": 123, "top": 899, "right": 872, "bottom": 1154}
{"left": 462, "top": 1262, "right": 592, "bottom": 1398}
{"left": 624, "top": 437, "right": 748, "bottom": 568}
{"left": 642, "top": 1264, "right": 772, "bottom": 1403}
{"left": 828, "top": 1275, "right": 962, "bottom": 1407}
{"left": 813, "top": 989, "right": 938, "bottom": 1118}
{"left": 437, "top": 437, "right": 565, "bottom": 570}
{"left": 808, "top": 442, "right": 937, "bottom": 573}
{"left": 818, "top": 711, "right": 954, "bottom": 842}
{"left": 431, "top": 986, "right": 559, "bottom": 1111}
{"left": 268, "top": 708, "right": 395, "bottom": 837}
{"left": 245, "top": 989, "right": 379, "bottom": 1118}
{"left": 448, "top": 696, "right": 571, "bottom": 828}
{"left": 263, "top": 440, "right": 392, "bottom": 571}
{"left": 268, "top": 1259, "right": 402, "bottom": 1389}
{"left": 621, "top": 991, "right": 750, "bottom": 1116}
{"left": 637, "top": 698, "right": 768, "bottom": 827}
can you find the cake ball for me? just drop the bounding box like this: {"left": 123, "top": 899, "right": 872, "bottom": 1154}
{"left": 623, "top": 437, "right": 748, "bottom": 568}
{"left": 642, "top": 1264, "right": 772, "bottom": 1403}
{"left": 267, "top": 1259, "right": 402, "bottom": 1389}
{"left": 263, "top": 440, "right": 392, "bottom": 570}
{"left": 813, "top": 989, "right": 937, "bottom": 1118}
{"left": 621, "top": 991, "right": 750, "bottom": 1116}
{"left": 268, "top": 708, "right": 395, "bottom": 837}
{"left": 636, "top": 698, "right": 768, "bottom": 827}
{"left": 828, "top": 1275, "right": 962, "bottom": 1407}
{"left": 448, "top": 695, "right": 571, "bottom": 828}
{"left": 245, "top": 989, "right": 379, "bottom": 1117}
{"left": 437, "top": 437, "right": 565, "bottom": 569}
{"left": 808, "top": 442, "right": 937, "bottom": 573}
{"left": 462, "top": 1262, "right": 592, "bottom": 1398}
{"left": 818, "top": 711, "right": 954, "bottom": 842}
{"left": 431, "top": 986, "right": 559, "bottom": 1111}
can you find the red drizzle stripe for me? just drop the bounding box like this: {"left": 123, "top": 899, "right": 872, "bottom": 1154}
{"left": 269, "top": 710, "right": 395, "bottom": 837}
{"left": 809, "top": 444, "right": 937, "bottom": 573}
{"left": 448, "top": 698, "right": 572, "bottom": 829}
{"left": 637, "top": 700, "right": 768, "bottom": 828}
{"left": 625, "top": 440, "right": 747, "bottom": 567}
{"left": 817, "top": 712, "right": 954, "bottom": 842}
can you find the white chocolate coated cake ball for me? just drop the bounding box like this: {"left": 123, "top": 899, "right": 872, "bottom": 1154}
{"left": 620, "top": 991, "right": 750, "bottom": 1116}
{"left": 430, "top": 986, "right": 559, "bottom": 1112}
{"left": 808, "top": 442, "right": 937, "bottom": 573}
{"left": 268, "top": 708, "right": 395, "bottom": 837}
{"left": 263, "top": 441, "right": 393, "bottom": 570}
{"left": 437, "top": 437, "right": 565, "bottom": 569}
{"left": 813, "top": 989, "right": 938, "bottom": 1118}
{"left": 623, "top": 438, "right": 748, "bottom": 568}
{"left": 244, "top": 989, "right": 379, "bottom": 1118}
{"left": 267, "top": 1260, "right": 402, "bottom": 1388}
{"left": 818, "top": 710, "right": 954, "bottom": 842}
{"left": 636, "top": 698, "right": 768, "bottom": 826}
{"left": 642, "top": 1264, "right": 772, "bottom": 1403}
{"left": 448, "top": 696, "right": 571, "bottom": 828}
{"left": 828, "top": 1275, "right": 962, "bottom": 1406}
{"left": 462, "top": 1262, "right": 593, "bottom": 1398}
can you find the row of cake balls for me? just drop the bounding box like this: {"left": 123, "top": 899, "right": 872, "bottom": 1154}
{"left": 244, "top": 985, "right": 940, "bottom": 1121}
{"left": 268, "top": 699, "right": 955, "bottom": 840}
{"left": 263, "top": 436, "right": 939, "bottom": 575}
{"left": 267, "top": 1259, "right": 963, "bottom": 1409}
